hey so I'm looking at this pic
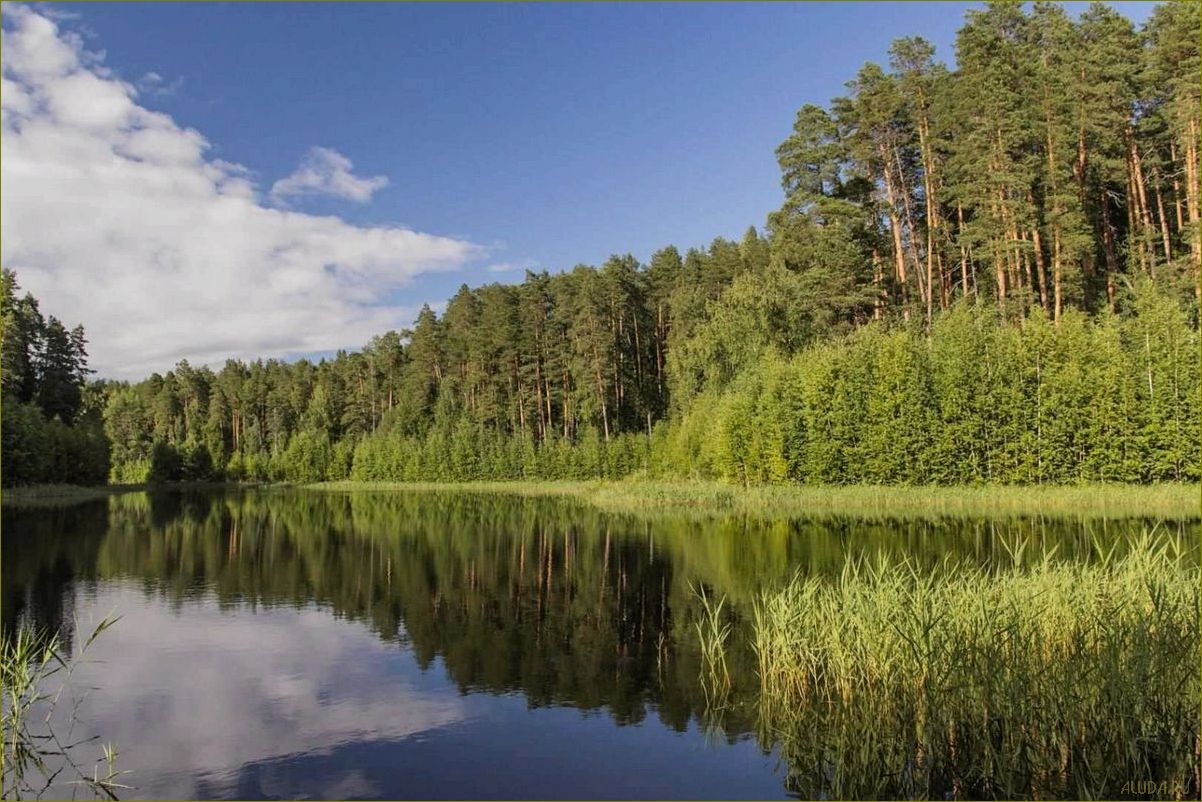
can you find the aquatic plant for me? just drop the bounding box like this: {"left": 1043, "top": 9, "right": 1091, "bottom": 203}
{"left": 692, "top": 584, "right": 732, "bottom": 713}
{"left": 1, "top": 618, "right": 129, "bottom": 800}
{"left": 695, "top": 532, "right": 1200, "bottom": 799}
{"left": 310, "top": 479, "right": 1202, "bottom": 522}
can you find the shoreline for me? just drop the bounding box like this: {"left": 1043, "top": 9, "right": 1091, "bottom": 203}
{"left": 4, "top": 479, "right": 1198, "bottom": 519}
{"left": 313, "top": 479, "right": 1201, "bottom": 520}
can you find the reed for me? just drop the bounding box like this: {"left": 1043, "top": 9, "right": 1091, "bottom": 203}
{"left": 1, "top": 618, "right": 128, "bottom": 800}
{"left": 691, "top": 584, "right": 733, "bottom": 712}
{"left": 694, "top": 532, "right": 1201, "bottom": 799}
{"left": 310, "top": 479, "right": 1202, "bottom": 521}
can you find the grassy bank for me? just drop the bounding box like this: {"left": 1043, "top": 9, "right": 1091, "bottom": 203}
{"left": 1, "top": 484, "right": 114, "bottom": 507}
{"left": 708, "top": 533, "right": 1201, "bottom": 798}
{"left": 5, "top": 479, "right": 1197, "bottom": 519}
{"left": 1, "top": 481, "right": 264, "bottom": 508}
{"left": 308, "top": 479, "right": 1201, "bottom": 520}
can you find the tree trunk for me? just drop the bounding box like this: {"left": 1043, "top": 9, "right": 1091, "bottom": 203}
{"left": 1030, "top": 222, "right": 1049, "bottom": 310}
{"left": 1100, "top": 194, "right": 1118, "bottom": 312}
{"left": 1127, "top": 128, "right": 1154, "bottom": 275}
{"left": 1183, "top": 118, "right": 1201, "bottom": 301}
{"left": 957, "top": 202, "right": 971, "bottom": 298}
{"left": 914, "top": 101, "right": 946, "bottom": 312}
{"left": 1170, "top": 139, "right": 1186, "bottom": 232}
{"left": 893, "top": 145, "right": 928, "bottom": 322}
{"left": 872, "top": 249, "right": 885, "bottom": 320}
{"left": 1044, "top": 120, "right": 1064, "bottom": 323}
{"left": 1153, "top": 174, "right": 1172, "bottom": 263}
{"left": 879, "top": 156, "right": 910, "bottom": 319}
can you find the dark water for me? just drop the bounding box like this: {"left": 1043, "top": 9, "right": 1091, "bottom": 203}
{"left": 2, "top": 489, "right": 1195, "bottom": 800}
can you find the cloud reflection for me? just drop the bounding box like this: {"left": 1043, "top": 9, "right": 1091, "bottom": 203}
{"left": 62, "top": 583, "right": 468, "bottom": 799}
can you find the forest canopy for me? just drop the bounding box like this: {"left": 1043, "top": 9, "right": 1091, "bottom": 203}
{"left": 2, "top": 0, "right": 1198, "bottom": 488}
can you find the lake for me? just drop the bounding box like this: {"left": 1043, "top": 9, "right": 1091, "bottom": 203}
{"left": 2, "top": 488, "right": 1197, "bottom": 800}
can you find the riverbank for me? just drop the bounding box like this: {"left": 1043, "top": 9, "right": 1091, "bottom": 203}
{"left": 5, "top": 479, "right": 1197, "bottom": 519}
{"left": 308, "top": 480, "right": 1201, "bottom": 520}
{"left": 2, "top": 481, "right": 261, "bottom": 508}
{"left": 2, "top": 484, "right": 114, "bottom": 507}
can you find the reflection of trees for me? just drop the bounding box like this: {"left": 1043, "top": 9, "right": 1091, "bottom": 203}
{"left": 2, "top": 491, "right": 1192, "bottom": 739}
{"left": 1, "top": 500, "right": 110, "bottom": 652}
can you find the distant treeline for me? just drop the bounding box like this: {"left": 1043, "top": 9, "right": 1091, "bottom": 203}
{"left": 2, "top": 1, "right": 1199, "bottom": 488}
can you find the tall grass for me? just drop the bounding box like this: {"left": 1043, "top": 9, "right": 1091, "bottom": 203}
{"left": 1, "top": 618, "right": 128, "bottom": 800}
{"left": 2, "top": 485, "right": 112, "bottom": 508}
{"left": 696, "top": 532, "right": 1200, "bottom": 799}
{"left": 691, "top": 584, "right": 733, "bottom": 713}
{"left": 310, "top": 479, "right": 1202, "bottom": 521}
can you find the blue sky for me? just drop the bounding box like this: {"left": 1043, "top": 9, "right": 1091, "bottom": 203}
{"left": 66, "top": 2, "right": 1156, "bottom": 281}
{"left": 0, "top": 2, "right": 1155, "bottom": 376}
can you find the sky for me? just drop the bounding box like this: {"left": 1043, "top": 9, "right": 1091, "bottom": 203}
{"left": 0, "top": 2, "right": 1155, "bottom": 379}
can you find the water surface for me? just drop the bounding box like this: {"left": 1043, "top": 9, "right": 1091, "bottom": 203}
{"left": 3, "top": 488, "right": 1194, "bottom": 799}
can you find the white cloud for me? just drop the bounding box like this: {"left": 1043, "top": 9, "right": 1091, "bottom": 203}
{"left": 485, "top": 261, "right": 536, "bottom": 274}
{"left": 136, "top": 70, "right": 184, "bottom": 97}
{"left": 270, "top": 145, "right": 389, "bottom": 204}
{"left": 0, "top": 5, "right": 482, "bottom": 379}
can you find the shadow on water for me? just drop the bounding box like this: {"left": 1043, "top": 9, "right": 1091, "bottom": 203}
{"left": 2, "top": 488, "right": 1197, "bottom": 799}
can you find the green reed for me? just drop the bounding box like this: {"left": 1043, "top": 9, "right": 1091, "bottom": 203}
{"left": 691, "top": 584, "right": 733, "bottom": 713}
{"left": 1, "top": 618, "right": 128, "bottom": 800}
{"left": 695, "top": 532, "right": 1200, "bottom": 799}
{"left": 311, "top": 479, "right": 1201, "bottom": 521}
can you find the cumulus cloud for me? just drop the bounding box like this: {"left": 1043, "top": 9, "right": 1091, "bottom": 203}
{"left": 0, "top": 5, "right": 481, "bottom": 379}
{"left": 270, "top": 146, "right": 389, "bottom": 204}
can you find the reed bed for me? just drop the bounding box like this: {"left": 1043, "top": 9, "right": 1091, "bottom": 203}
{"left": 310, "top": 480, "right": 1201, "bottom": 521}
{"left": 715, "top": 533, "right": 1201, "bottom": 799}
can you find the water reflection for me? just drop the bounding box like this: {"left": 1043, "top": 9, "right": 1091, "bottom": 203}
{"left": 2, "top": 490, "right": 1195, "bottom": 799}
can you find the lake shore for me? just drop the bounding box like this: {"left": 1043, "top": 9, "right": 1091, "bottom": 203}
{"left": 2, "top": 484, "right": 115, "bottom": 507}
{"left": 2, "top": 481, "right": 264, "bottom": 508}
{"left": 307, "top": 479, "right": 1201, "bottom": 520}
{"left": 5, "top": 479, "right": 1198, "bottom": 519}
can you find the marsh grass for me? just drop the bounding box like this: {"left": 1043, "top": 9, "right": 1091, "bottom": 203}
{"left": 309, "top": 480, "right": 1201, "bottom": 521}
{"left": 697, "top": 532, "right": 1201, "bottom": 799}
{"left": 1, "top": 617, "right": 129, "bottom": 800}
{"left": 691, "top": 584, "right": 733, "bottom": 713}
{"left": 1, "top": 485, "right": 113, "bottom": 508}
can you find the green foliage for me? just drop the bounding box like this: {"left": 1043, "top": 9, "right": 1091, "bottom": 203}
{"left": 1, "top": 401, "right": 108, "bottom": 486}
{"left": 744, "top": 534, "right": 1199, "bottom": 798}
{"left": 658, "top": 284, "right": 1199, "bottom": 485}
{"left": 16, "top": 1, "right": 1201, "bottom": 490}
{"left": 1, "top": 270, "right": 102, "bottom": 487}
{"left": 1, "top": 402, "right": 49, "bottom": 485}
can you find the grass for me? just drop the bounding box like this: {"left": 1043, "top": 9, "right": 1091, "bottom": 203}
{"left": 7, "top": 478, "right": 1197, "bottom": 519}
{"left": 691, "top": 583, "right": 733, "bottom": 713}
{"left": 697, "top": 532, "right": 1201, "bottom": 799}
{"left": 308, "top": 479, "right": 1201, "bottom": 520}
{"left": 2, "top": 484, "right": 114, "bottom": 508}
{"left": 1, "top": 481, "right": 267, "bottom": 508}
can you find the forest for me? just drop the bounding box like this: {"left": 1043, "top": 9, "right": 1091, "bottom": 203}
{"left": 1, "top": 0, "right": 1198, "bottom": 489}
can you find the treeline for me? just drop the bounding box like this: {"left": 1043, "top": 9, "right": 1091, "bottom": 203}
{"left": 98, "top": 240, "right": 761, "bottom": 484}
{"left": 0, "top": 272, "right": 108, "bottom": 486}
{"left": 667, "top": 287, "right": 1198, "bottom": 485}
{"left": 6, "top": 1, "right": 1200, "bottom": 488}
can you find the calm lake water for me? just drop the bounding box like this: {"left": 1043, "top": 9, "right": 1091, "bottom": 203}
{"left": 3, "top": 489, "right": 1196, "bottom": 800}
